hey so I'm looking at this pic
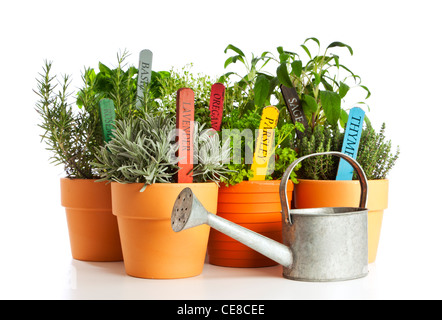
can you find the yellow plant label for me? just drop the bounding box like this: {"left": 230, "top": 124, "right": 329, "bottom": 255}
{"left": 250, "top": 106, "right": 279, "bottom": 180}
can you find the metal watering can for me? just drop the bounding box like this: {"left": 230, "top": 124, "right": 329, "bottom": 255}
{"left": 171, "top": 152, "right": 369, "bottom": 281}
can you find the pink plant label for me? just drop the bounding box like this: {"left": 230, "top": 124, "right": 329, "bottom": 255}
{"left": 176, "top": 88, "right": 195, "bottom": 183}
{"left": 209, "top": 83, "right": 225, "bottom": 131}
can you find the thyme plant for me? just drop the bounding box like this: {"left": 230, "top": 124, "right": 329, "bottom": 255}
{"left": 297, "top": 122, "right": 399, "bottom": 180}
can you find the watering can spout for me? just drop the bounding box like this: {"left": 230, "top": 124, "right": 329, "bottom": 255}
{"left": 171, "top": 187, "right": 293, "bottom": 268}
{"left": 172, "top": 152, "right": 369, "bottom": 282}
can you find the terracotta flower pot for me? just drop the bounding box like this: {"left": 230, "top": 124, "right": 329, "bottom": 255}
{"left": 111, "top": 182, "right": 218, "bottom": 279}
{"left": 208, "top": 180, "right": 294, "bottom": 268}
{"left": 294, "top": 179, "right": 389, "bottom": 264}
{"left": 60, "top": 178, "right": 123, "bottom": 261}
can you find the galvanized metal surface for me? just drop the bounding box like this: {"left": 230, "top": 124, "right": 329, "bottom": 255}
{"left": 171, "top": 152, "right": 370, "bottom": 282}
{"left": 279, "top": 151, "right": 369, "bottom": 281}
{"left": 282, "top": 207, "right": 368, "bottom": 281}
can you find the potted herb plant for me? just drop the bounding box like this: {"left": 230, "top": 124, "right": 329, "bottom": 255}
{"left": 205, "top": 45, "right": 302, "bottom": 268}
{"left": 295, "top": 123, "right": 399, "bottom": 263}
{"left": 93, "top": 74, "right": 231, "bottom": 278}
{"left": 35, "top": 59, "right": 125, "bottom": 262}
{"left": 273, "top": 38, "right": 400, "bottom": 263}
{"left": 35, "top": 51, "right": 171, "bottom": 262}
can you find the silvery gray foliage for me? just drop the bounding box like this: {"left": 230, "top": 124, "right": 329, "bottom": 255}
{"left": 94, "top": 113, "right": 232, "bottom": 191}
{"left": 192, "top": 123, "right": 232, "bottom": 184}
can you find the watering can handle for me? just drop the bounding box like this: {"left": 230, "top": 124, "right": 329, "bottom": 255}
{"left": 279, "top": 151, "right": 368, "bottom": 225}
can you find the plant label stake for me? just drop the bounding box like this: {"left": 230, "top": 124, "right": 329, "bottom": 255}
{"left": 136, "top": 49, "right": 153, "bottom": 107}
{"left": 99, "top": 98, "right": 116, "bottom": 143}
{"left": 280, "top": 85, "right": 308, "bottom": 137}
{"left": 176, "top": 88, "right": 195, "bottom": 183}
{"left": 209, "top": 83, "right": 225, "bottom": 131}
{"left": 336, "top": 107, "right": 365, "bottom": 180}
{"left": 250, "top": 106, "right": 279, "bottom": 180}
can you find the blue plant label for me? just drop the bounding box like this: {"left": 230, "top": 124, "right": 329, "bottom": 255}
{"left": 136, "top": 49, "right": 153, "bottom": 107}
{"left": 336, "top": 107, "right": 365, "bottom": 180}
{"left": 99, "top": 99, "right": 116, "bottom": 143}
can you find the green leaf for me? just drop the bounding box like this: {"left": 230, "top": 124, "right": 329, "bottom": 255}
{"left": 98, "top": 62, "right": 112, "bottom": 75}
{"left": 320, "top": 90, "right": 341, "bottom": 125}
{"left": 217, "top": 71, "right": 235, "bottom": 83}
{"left": 302, "top": 94, "right": 318, "bottom": 113}
{"left": 360, "top": 85, "right": 371, "bottom": 99}
{"left": 339, "top": 81, "right": 350, "bottom": 98}
{"left": 277, "top": 46, "right": 290, "bottom": 63}
{"left": 304, "top": 37, "right": 321, "bottom": 48}
{"left": 254, "top": 75, "right": 270, "bottom": 108}
{"left": 277, "top": 46, "right": 284, "bottom": 54}
{"left": 291, "top": 60, "right": 302, "bottom": 78}
{"left": 300, "top": 44, "right": 311, "bottom": 59}
{"left": 224, "top": 44, "right": 245, "bottom": 57}
{"left": 276, "top": 63, "right": 293, "bottom": 88}
{"left": 327, "top": 41, "right": 353, "bottom": 55}
{"left": 312, "top": 71, "right": 321, "bottom": 86}
{"left": 224, "top": 55, "right": 245, "bottom": 69}
{"left": 339, "top": 109, "right": 349, "bottom": 127}
{"left": 321, "top": 78, "right": 333, "bottom": 92}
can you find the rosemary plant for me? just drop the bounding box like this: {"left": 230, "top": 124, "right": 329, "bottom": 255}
{"left": 35, "top": 61, "right": 102, "bottom": 179}
{"left": 36, "top": 51, "right": 165, "bottom": 179}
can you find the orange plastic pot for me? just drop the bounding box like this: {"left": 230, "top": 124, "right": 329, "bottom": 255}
{"left": 208, "top": 180, "right": 293, "bottom": 268}
{"left": 111, "top": 182, "right": 218, "bottom": 279}
{"left": 294, "top": 179, "right": 389, "bottom": 264}
{"left": 60, "top": 178, "right": 123, "bottom": 261}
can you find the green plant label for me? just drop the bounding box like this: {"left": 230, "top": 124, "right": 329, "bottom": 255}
{"left": 336, "top": 107, "right": 365, "bottom": 180}
{"left": 99, "top": 99, "right": 116, "bottom": 143}
{"left": 250, "top": 106, "right": 279, "bottom": 180}
{"left": 280, "top": 85, "right": 308, "bottom": 136}
{"left": 176, "top": 88, "right": 195, "bottom": 183}
{"left": 136, "top": 49, "right": 153, "bottom": 106}
{"left": 209, "top": 83, "right": 225, "bottom": 131}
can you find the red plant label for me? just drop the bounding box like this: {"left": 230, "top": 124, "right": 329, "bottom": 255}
{"left": 176, "top": 88, "right": 195, "bottom": 183}
{"left": 209, "top": 83, "right": 225, "bottom": 131}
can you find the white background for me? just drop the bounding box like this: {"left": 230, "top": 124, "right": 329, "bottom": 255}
{"left": 1, "top": 0, "right": 441, "bottom": 300}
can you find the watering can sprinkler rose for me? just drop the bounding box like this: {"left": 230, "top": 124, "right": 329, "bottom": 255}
{"left": 172, "top": 151, "right": 369, "bottom": 282}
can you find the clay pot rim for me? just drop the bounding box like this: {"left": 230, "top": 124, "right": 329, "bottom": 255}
{"left": 297, "top": 178, "right": 389, "bottom": 183}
